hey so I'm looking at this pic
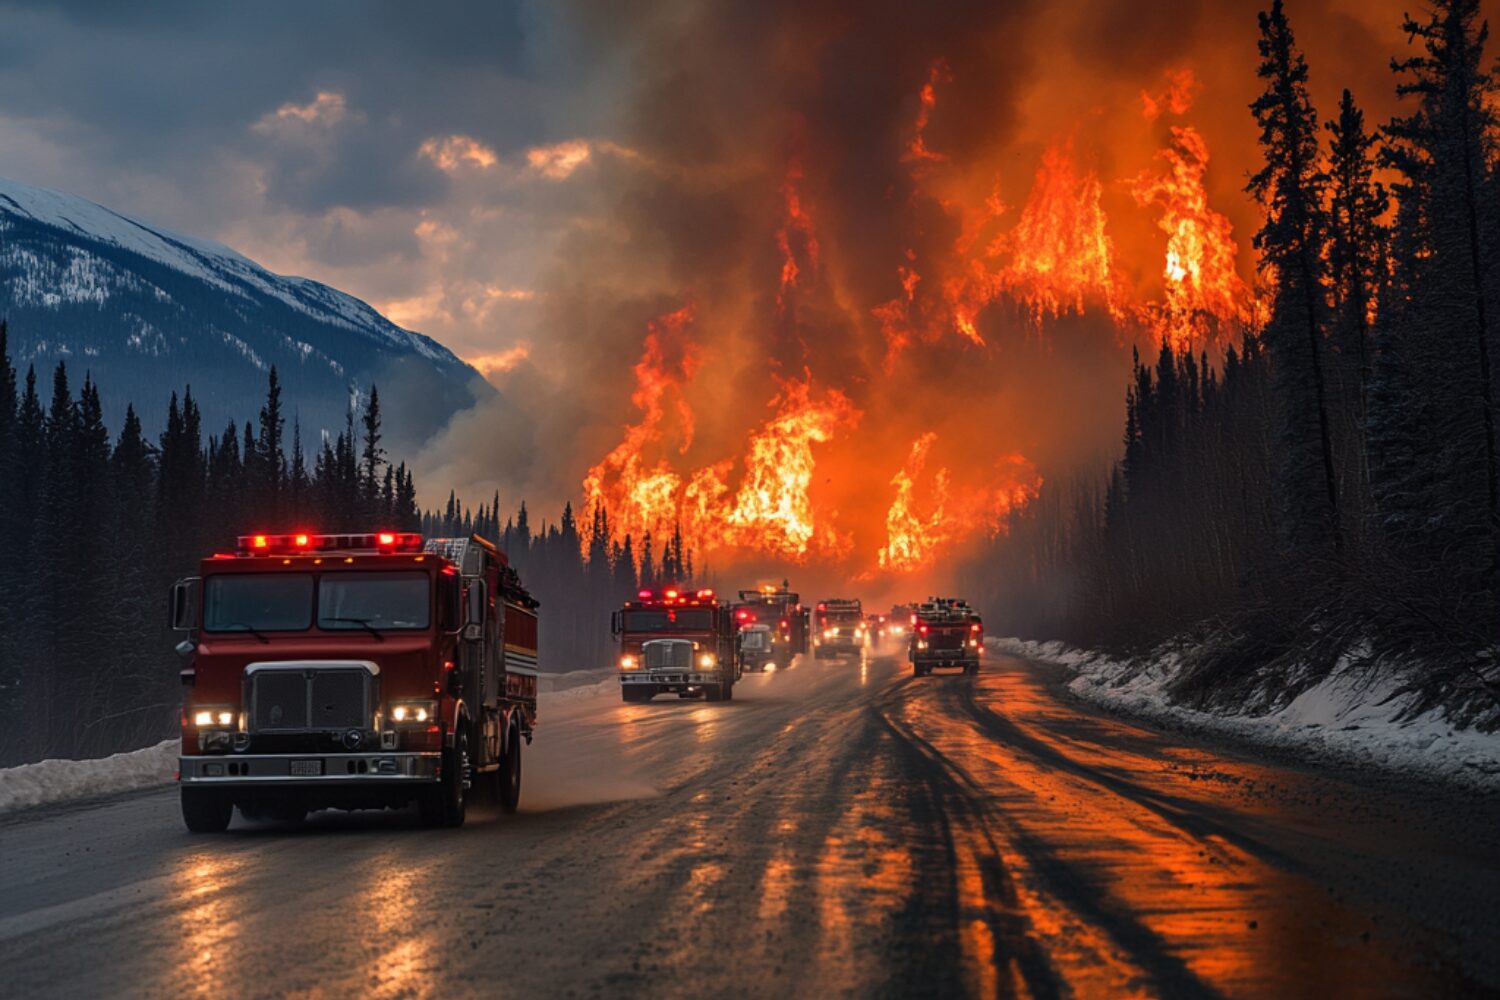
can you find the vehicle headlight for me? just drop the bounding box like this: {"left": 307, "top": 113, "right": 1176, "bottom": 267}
{"left": 619, "top": 654, "right": 639, "bottom": 670}
{"left": 193, "top": 707, "right": 235, "bottom": 728}
{"left": 917, "top": 640, "right": 928, "bottom": 650}
{"left": 698, "top": 653, "right": 716, "bottom": 669}
{"left": 890, "top": 625, "right": 904, "bottom": 635}
{"left": 968, "top": 639, "right": 979, "bottom": 648}
{"left": 823, "top": 628, "right": 834, "bottom": 639}
{"left": 389, "top": 700, "right": 437, "bottom": 725}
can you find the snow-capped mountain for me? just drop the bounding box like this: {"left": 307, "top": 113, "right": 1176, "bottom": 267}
{"left": 0, "top": 176, "right": 489, "bottom": 448}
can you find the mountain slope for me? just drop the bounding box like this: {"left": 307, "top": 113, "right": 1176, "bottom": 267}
{"left": 0, "top": 176, "right": 489, "bottom": 449}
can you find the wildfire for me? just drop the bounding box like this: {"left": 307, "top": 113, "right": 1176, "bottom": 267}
{"left": 776, "top": 156, "right": 820, "bottom": 314}
{"left": 1131, "top": 127, "right": 1265, "bottom": 349}
{"left": 998, "top": 142, "right": 1123, "bottom": 323}
{"left": 578, "top": 58, "right": 1261, "bottom": 578}
{"left": 878, "top": 434, "right": 1043, "bottom": 572}
{"left": 584, "top": 316, "right": 860, "bottom": 562}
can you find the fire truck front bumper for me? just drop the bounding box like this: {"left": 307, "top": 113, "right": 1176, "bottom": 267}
{"left": 620, "top": 671, "right": 722, "bottom": 689}
{"left": 179, "top": 752, "right": 442, "bottom": 787}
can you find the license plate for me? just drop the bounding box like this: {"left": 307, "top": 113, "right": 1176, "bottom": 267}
{"left": 289, "top": 759, "right": 323, "bottom": 776}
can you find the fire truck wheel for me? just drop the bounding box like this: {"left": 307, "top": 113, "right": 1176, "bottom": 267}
{"left": 498, "top": 725, "right": 522, "bottom": 815}
{"left": 705, "top": 683, "right": 725, "bottom": 702}
{"left": 181, "top": 787, "right": 232, "bottom": 833}
{"left": 420, "top": 726, "right": 469, "bottom": 829}
{"left": 723, "top": 681, "right": 734, "bottom": 702}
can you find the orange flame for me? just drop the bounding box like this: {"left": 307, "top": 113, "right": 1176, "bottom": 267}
{"left": 998, "top": 142, "right": 1123, "bottom": 323}
{"left": 776, "top": 156, "right": 820, "bottom": 314}
{"left": 879, "top": 434, "right": 1043, "bottom": 572}
{"left": 1131, "top": 127, "right": 1265, "bottom": 350}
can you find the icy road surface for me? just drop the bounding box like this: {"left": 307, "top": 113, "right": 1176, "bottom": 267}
{"left": 1, "top": 651, "right": 1496, "bottom": 997}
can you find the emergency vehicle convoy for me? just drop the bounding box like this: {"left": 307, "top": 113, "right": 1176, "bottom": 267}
{"left": 732, "top": 584, "right": 811, "bottom": 658}
{"left": 171, "top": 531, "right": 539, "bottom": 833}
{"left": 909, "top": 597, "right": 983, "bottom": 676}
{"left": 613, "top": 588, "right": 740, "bottom": 702}
{"left": 813, "top": 598, "right": 866, "bottom": 659}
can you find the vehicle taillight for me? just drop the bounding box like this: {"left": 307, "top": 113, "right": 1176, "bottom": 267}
{"left": 970, "top": 623, "right": 981, "bottom": 632}
{"left": 919, "top": 625, "right": 929, "bottom": 635}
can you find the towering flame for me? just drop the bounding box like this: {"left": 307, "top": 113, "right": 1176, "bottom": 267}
{"left": 1131, "top": 126, "right": 1265, "bottom": 349}
{"left": 998, "top": 142, "right": 1122, "bottom": 323}
{"left": 878, "top": 434, "right": 1044, "bottom": 573}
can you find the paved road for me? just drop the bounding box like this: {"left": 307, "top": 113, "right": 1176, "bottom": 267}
{"left": 2, "top": 651, "right": 1496, "bottom": 998}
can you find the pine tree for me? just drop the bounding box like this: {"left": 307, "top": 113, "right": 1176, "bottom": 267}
{"left": 1249, "top": 0, "right": 1342, "bottom": 560}
{"left": 256, "top": 367, "right": 285, "bottom": 523}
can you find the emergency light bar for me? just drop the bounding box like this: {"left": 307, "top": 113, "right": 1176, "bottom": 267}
{"left": 236, "top": 531, "right": 424, "bottom": 555}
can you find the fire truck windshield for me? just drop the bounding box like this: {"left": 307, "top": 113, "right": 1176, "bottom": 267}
{"left": 623, "top": 609, "right": 715, "bottom": 631}
{"left": 318, "top": 572, "right": 430, "bottom": 631}
{"left": 204, "top": 574, "right": 313, "bottom": 632}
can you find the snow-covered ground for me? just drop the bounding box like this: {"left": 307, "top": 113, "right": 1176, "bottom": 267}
{"left": 0, "top": 672, "right": 623, "bottom": 817}
{"left": 993, "top": 637, "right": 1500, "bottom": 792}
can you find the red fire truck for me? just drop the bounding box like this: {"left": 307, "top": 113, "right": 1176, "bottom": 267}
{"left": 732, "top": 583, "right": 810, "bottom": 659}
{"left": 170, "top": 531, "right": 539, "bottom": 833}
{"left": 813, "top": 598, "right": 866, "bottom": 659}
{"left": 909, "top": 598, "right": 983, "bottom": 676}
{"left": 613, "top": 587, "right": 739, "bottom": 702}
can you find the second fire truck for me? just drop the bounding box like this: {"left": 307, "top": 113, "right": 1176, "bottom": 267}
{"left": 909, "top": 598, "right": 983, "bottom": 676}
{"left": 613, "top": 588, "right": 740, "bottom": 702}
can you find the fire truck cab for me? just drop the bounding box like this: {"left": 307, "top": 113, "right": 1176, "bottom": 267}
{"left": 910, "top": 597, "right": 983, "bottom": 676}
{"left": 170, "top": 531, "right": 539, "bottom": 832}
{"left": 813, "top": 598, "right": 866, "bottom": 659}
{"left": 733, "top": 583, "right": 810, "bottom": 659}
{"left": 613, "top": 588, "right": 739, "bottom": 702}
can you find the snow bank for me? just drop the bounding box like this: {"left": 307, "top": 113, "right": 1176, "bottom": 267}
{"left": 992, "top": 637, "right": 1500, "bottom": 791}
{"left": 0, "top": 673, "right": 625, "bottom": 817}
{"left": 0, "top": 739, "right": 179, "bottom": 815}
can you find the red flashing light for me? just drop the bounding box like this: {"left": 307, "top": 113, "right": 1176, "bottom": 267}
{"left": 378, "top": 532, "right": 396, "bottom": 546}
{"left": 293, "top": 533, "right": 311, "bottom": 548}
{"left": 665, "top": 589, "right": 679, "bottom": 599}
{"left": 638, "top": 589, "right": 653, "bottom": 600}
{"left": 252, "top": 534, "right": 269, "bottom": 550}
{"left": 817, "top": 602, "right": 826, "bottom": 611}
{"left": 970, "top": 623, "right": 981, "bottom": 632}
{"left": 697, "top": 589, "right": 714, "bottom": 599}
{"left": 780, "top": 619, "right": 789, "bottom": 629}
{"left": 919, "top": 625, "right": 929, "bottom": 635}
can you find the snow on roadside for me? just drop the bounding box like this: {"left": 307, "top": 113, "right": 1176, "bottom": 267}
{"left": 992, "top": 637, "right": 1500, "bottom": 792}
{"left": 0, "top": 739, "right": 179, "bottom": 815}
{"left": 0, "top": 672, "right": 625, "bottom": 817}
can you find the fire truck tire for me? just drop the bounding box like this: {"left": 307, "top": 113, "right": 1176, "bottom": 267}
{"left": 181, "top": 787, "right": 232, "bottom": 833}
{"left": 498, "top": 724, "right": 522, "bottom": 814}
{"left": 420, "top": 726, "right": 469, "bottom": 829}
{"left": 705, "top": 683, "right": 725, "bottom": 702}
{"left": 724, "top": 681, "right": 735, "bottom": 702}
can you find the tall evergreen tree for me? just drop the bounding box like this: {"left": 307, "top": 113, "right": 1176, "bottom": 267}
{"left": 1249, "top": 0, "right": 1342, "bottom": 559}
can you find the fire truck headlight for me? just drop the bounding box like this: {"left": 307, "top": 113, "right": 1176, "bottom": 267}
{"left": 968, "top": 639, "right": 979, "bottom": 648}
{"left": 823, "top": 628, "right": 834, "bottom": 639}
{"left": 193, "top": 707, "right": 235, "bottom": 728}
{"left": 389, "top": 701, "right": 436, "bottom": 725}
{"left": 698, "top": 653, "right": 716, "bottom": 669}
{"left": 619, "top": 654, "right": 639, "bottom": 671}
{"left": 917, "top": 640, "right": 929, "bottom": 650}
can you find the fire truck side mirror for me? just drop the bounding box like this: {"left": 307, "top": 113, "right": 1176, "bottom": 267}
{"left": 463, "top": 580, "right": 487, "bottom": 641}
{"left": 610, "top": 610, "right": 623, "bottom": 637}
{"left": 168, "top": 577, "right": 200, "bottom": 632}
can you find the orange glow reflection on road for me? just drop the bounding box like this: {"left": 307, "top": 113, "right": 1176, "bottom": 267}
{"left": 173, "top": 852, "right": 244, "bottom": 997}
{"left": 886, "top": 662, "right": 1455, "bottom": 997}
{"left": 361, "top": 850, "right": 439, "bottom": 997}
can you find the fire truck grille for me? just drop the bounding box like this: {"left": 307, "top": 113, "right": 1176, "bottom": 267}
{"left": 645, "top": 642, "right": 693, "bottom": 672}
{"left": 248, "top": 666, "right": 374, "bottom": 733}
{"left": 930, "top": 632, "right": 965, "bottom": 650}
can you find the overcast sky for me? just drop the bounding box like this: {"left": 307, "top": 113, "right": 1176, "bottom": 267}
{"left": 0, "top": 0, "right": 624, "bottom": 371}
